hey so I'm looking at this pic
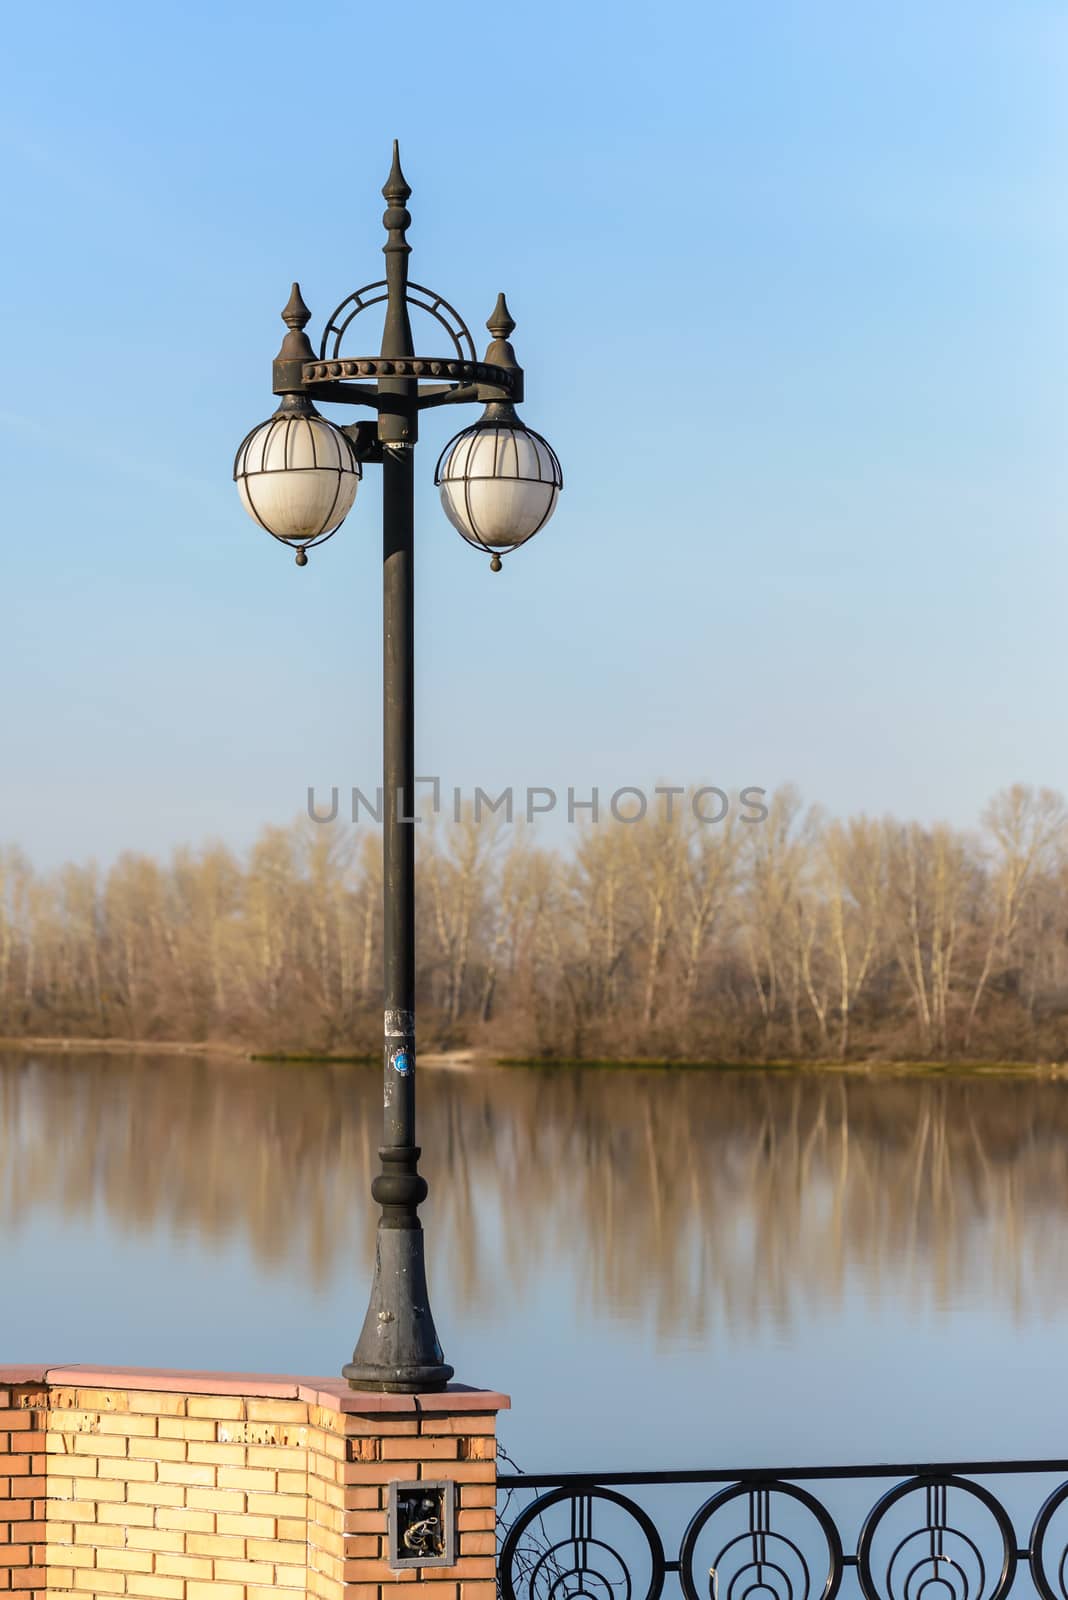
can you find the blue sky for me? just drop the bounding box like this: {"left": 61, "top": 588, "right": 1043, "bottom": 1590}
{"left": 2, "top": 0, "right": 1065, "bottom": 866}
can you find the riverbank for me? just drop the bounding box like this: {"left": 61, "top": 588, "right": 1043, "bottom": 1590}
{"left": 0, "top": 1036, "right": 253, "bottom": 1058}
{"left": 0, "top": 1036, "right": 1063, "bottom": 1075}
{"left": 0, "top": 1037, "right": 482, "bottom": 1070}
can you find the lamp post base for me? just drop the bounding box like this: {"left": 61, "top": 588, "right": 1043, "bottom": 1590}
{"left": 344, "top": 1222, "right": 454, "bottom": 1393}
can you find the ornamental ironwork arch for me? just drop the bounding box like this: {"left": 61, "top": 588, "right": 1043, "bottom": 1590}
{"left": 319, "top": 279, "right": 476, "bottom": 364}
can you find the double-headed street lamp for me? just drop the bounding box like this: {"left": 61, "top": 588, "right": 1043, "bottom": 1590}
{"left": 233, "top": 145, "right": 562, "bottom": 1393}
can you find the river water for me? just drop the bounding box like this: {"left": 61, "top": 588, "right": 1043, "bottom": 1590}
{"left": 2, "top": 1053, "right": 1067, "bottom": 1472}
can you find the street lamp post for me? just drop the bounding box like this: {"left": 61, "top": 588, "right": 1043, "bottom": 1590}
{"left": 233, "top": 145, "right": 562, "bottom": 1393}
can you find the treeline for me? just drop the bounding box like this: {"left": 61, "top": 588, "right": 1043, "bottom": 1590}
{"left": 1, "top": 783, "right": 1067, "bottom": 1062}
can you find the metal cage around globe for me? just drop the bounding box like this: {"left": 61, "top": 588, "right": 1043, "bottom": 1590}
{"left": 434, "top": 415, "right": 563, "bottom": 570}
{"left": 233, "top": 397, "right": 361, "bottom": 563}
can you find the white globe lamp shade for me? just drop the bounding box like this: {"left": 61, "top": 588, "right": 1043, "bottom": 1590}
{"left": 435, "top": 416, "right": 563, "bottom": 570}
{"left": 234, "top": 399, "right": 360, "bottom": 564}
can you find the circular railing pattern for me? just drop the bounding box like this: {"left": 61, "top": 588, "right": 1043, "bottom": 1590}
{"left": 857, "top": 1478, "right": 1017, "bottom": 1600}
{"left": 498, "top": 1471, "right": 1068, "bottom": 1600}
{"left": 1031, "top": 1482, "right": 1068, "bottom": 1600}
{"left": 498, "top": 1486, "right": 666, "bottom": 1600}
{"left": 679, "top": 1483, "right": 843, "bottom": 1600}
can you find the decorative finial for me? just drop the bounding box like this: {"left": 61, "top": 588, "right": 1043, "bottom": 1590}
{"left": 490, "top": 554, "right": 502, "bottom": 573}
{"left": 487, "top": 293, "right": 516, "bottom": 342}
{"left": 382, "top": 140, "right": 411, "bottom": 205}
{"left": 480, "top": 291, "right": 522, "bottom": 414}
{"left": 380, "top": 142, "right": 414, "bottom": 365}
{"left": 276, "top": 282, "right": 316, "bottom": 368}
{"left": 295, "top": 548, "right": 308, "bottom": 567}
{"left": 282, "top": 282, "right": 312, "bottom": 332}
{"left": 381, "top": 141, "right": 412, "bottom": 270}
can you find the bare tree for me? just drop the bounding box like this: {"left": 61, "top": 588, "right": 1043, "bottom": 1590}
{"left": 678, "top": 803, "right": 740, "bottom": 1021}
{"left": 966, "top": 786, "right": 1067, "bottom": 1046}
{"left": 818, "top": 818, "right": 885, "bottom": 1059}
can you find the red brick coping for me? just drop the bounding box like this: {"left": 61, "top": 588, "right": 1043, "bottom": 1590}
{"left": 0, "top": 1368, "right": 509, "bottom": 1414}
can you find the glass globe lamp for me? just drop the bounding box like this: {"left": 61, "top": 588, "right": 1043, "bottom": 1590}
{"left": 435, "top": 412, "right": 562, "bottom": 571}
{"left": 234, "top": 395, "right": 360, "bottom": 564}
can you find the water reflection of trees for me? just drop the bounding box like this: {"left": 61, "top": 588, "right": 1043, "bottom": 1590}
{"left": 2, "top": 1055, "right": 1067, "bottom": 1334}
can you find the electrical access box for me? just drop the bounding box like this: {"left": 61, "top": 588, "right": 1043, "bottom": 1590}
{"left": 387, "top": 1479, "right": 457, "bottom": 1569}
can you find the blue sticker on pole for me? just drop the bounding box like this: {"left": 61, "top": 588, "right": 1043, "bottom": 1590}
{"left": 392, "top": 1049, "right": 413, "bottom": 1076}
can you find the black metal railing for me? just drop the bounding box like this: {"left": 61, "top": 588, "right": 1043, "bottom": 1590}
{"left": 496, "top": 1458, "right": 1068, "bottom": 1600}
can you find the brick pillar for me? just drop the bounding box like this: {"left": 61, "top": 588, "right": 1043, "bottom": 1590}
{"left": 304, "top": 1383, "right": 507, "bottom": 1600}
{"left": 0, "top": 1373, "right": 48, "bottom": 1600}
{"left": 0, "top": 1368, "right": 507, "bottom": 1600}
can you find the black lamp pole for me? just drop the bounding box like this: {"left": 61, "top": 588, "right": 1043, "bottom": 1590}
{"left": 237, "top": 141, "right": 560, "bottom": 1393}
{"left": 341, "top": 147, "right": 452, "bottom": 1392}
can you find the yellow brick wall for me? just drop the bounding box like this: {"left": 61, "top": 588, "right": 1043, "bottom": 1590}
{"left": 41, "top": 1389, "right": 310, "bottom": 1600}
{"left": 0, "top": 1377, "right": 503, "bottom": 1600}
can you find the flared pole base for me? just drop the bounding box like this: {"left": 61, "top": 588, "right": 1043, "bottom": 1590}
{"left": 343, "top": 1220, "right": 454, "bottom": 1393}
